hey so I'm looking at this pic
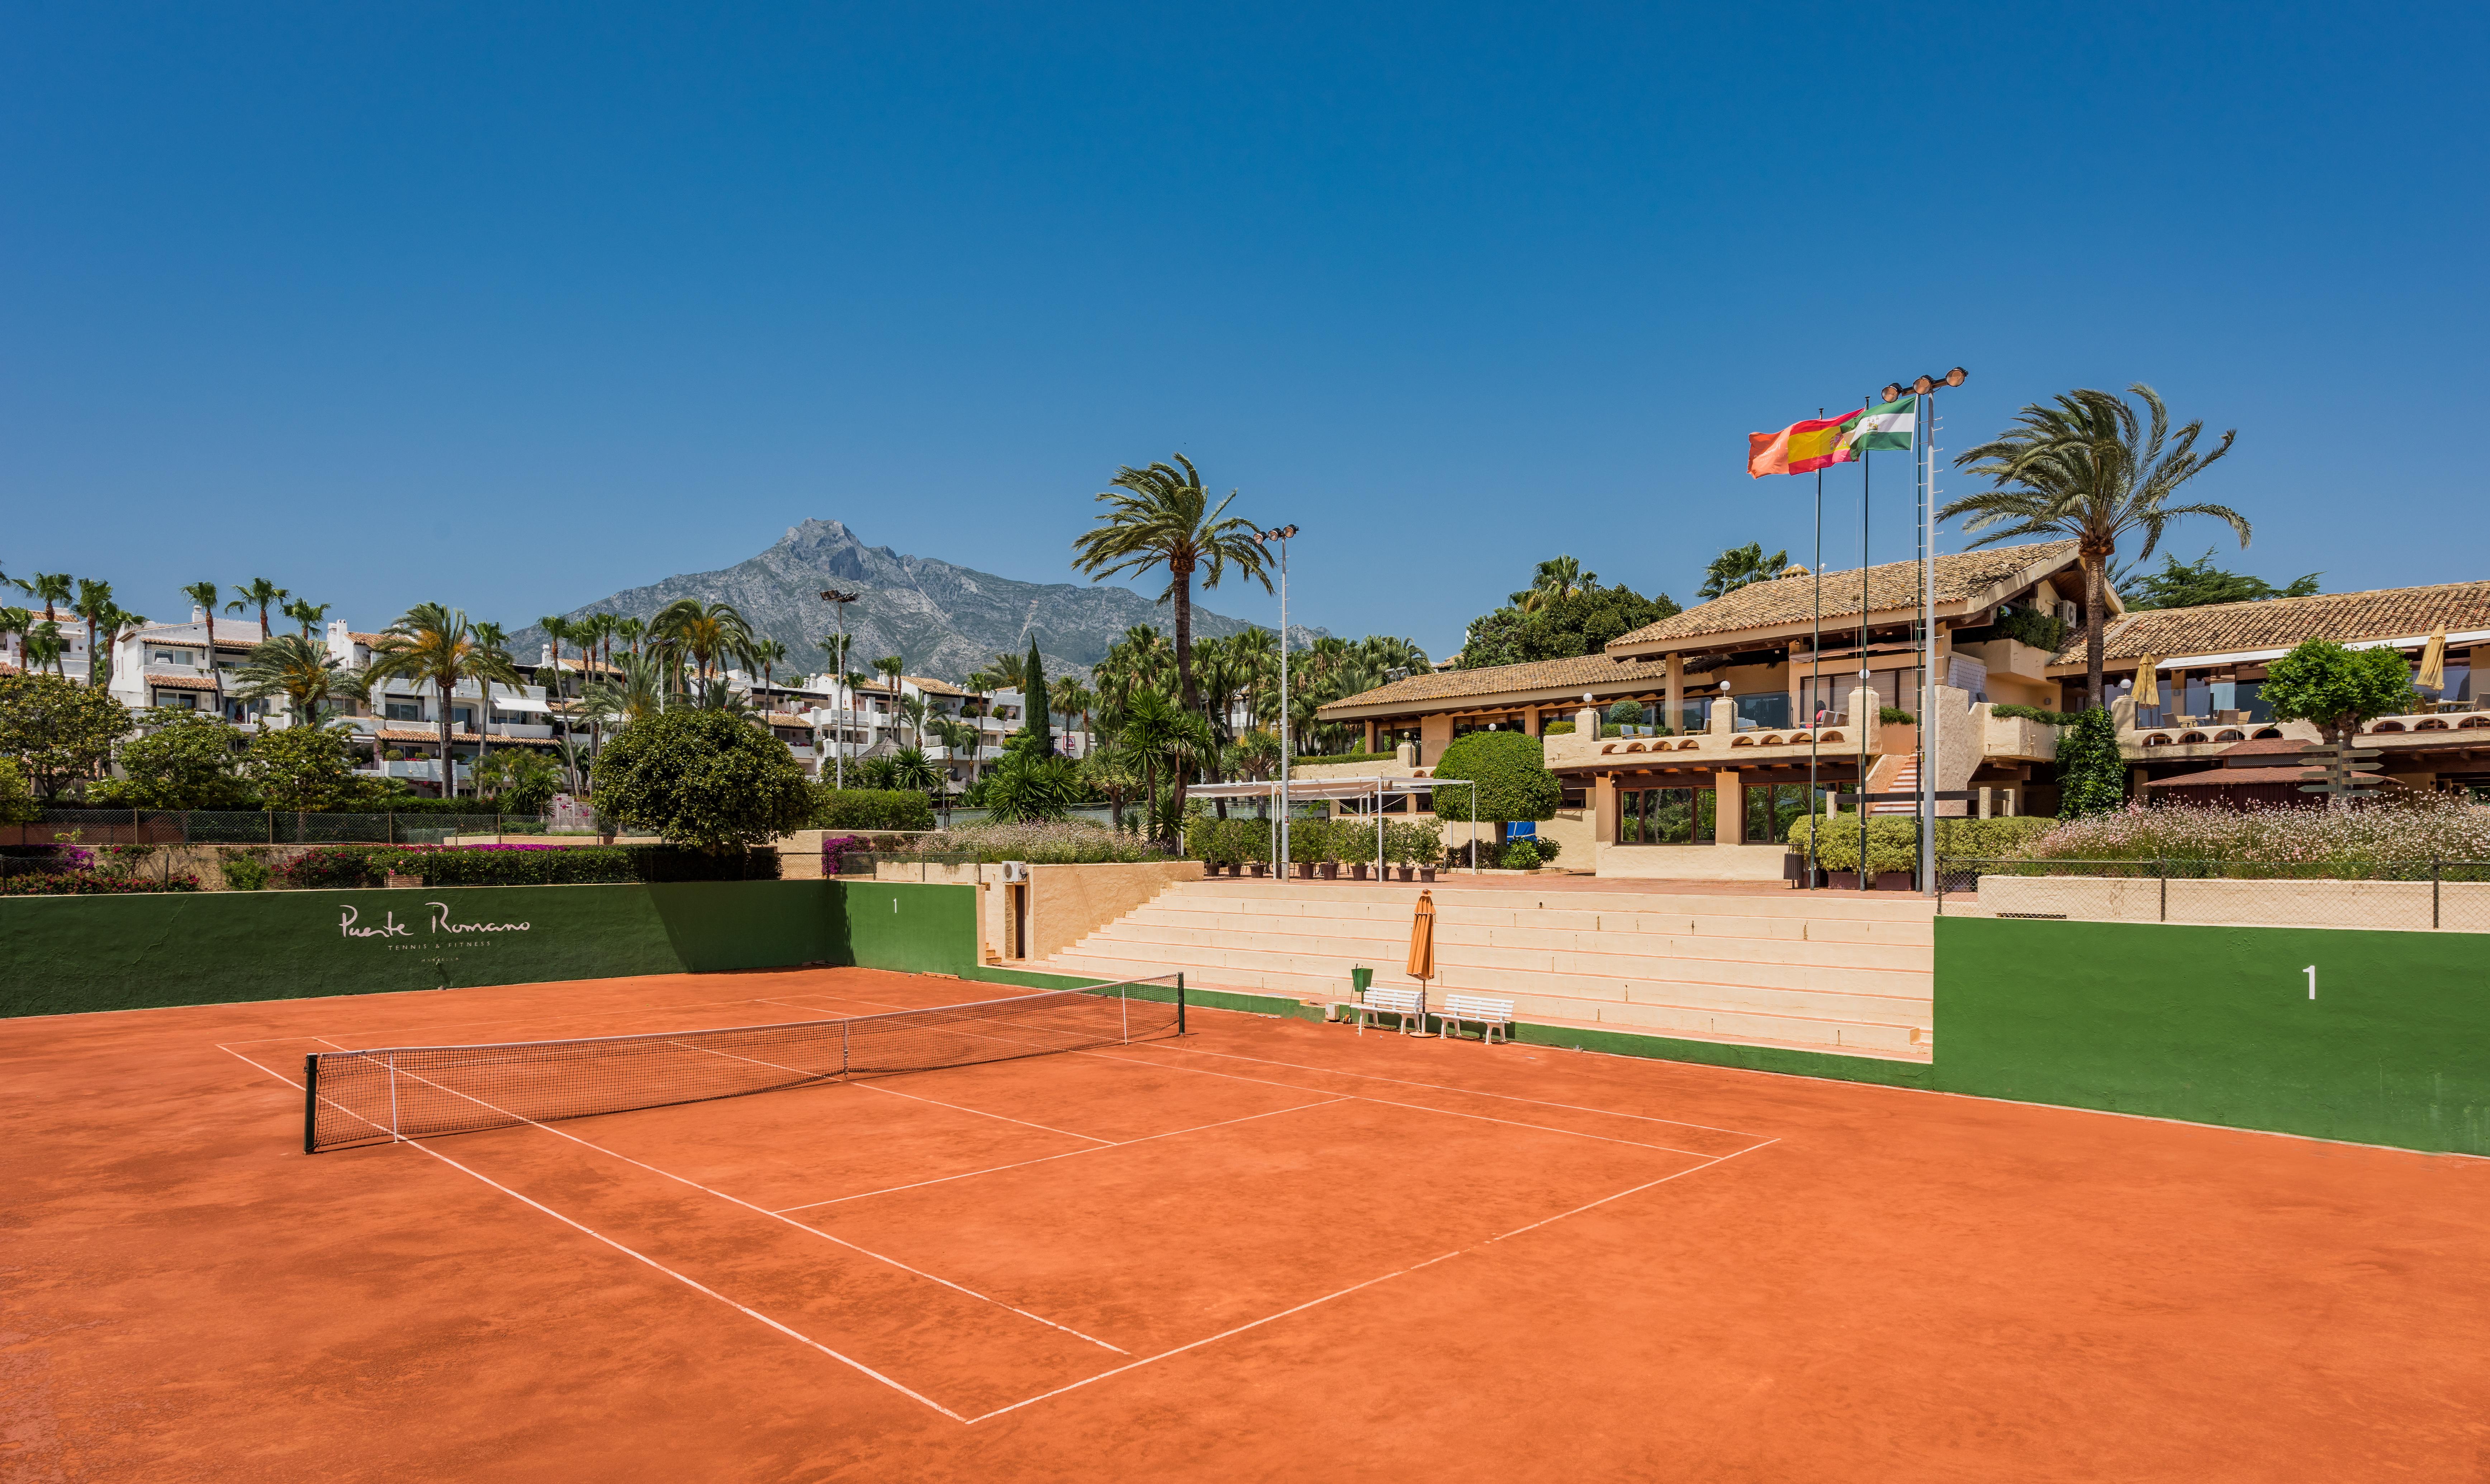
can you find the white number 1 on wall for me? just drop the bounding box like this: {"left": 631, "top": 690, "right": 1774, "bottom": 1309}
{"left": 2305, "top": 965, "right": 2316, "bottom": 1000}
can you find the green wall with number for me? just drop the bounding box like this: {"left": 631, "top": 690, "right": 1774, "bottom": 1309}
{"left": 0, "top": 881, "right": 849, "bottom": 1017}
{"left": 1934, "top": 916, "right": 2490, "bottom": 1155}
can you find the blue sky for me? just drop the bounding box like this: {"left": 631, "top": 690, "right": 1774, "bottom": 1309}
{"left": 5, "top": 3, "right": 2484, "bottom": 661}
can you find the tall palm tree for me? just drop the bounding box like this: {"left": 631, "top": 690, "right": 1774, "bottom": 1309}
{"left": 649, "top": 599, "right": 755, "bottom": 703}
{"left": 0, "top": 606, "right": 32, "bottom": 673}
{"left": 282, "top": 598, "right": 332, "bottom": 638}
{"left": 470, "top": 621, "right": 518, "bottom": 767}
{"left": 25, "top": 574, "right": 73, "bottom": 670}
{"left": 226, "top": 577, "right": 289, "bottom": 641}
{"left": 1115, "top": 688, "right": 1216, "bottom": 850}
{"left": 1942, "top": 383, "right": 2242, "bottom": 707}
{"left": 367, "top": 604, "right": 517, "bottom": 798}
{"left": 817, "top": 631, "right": 853, "bottom": 683}
{"left": 1052, "top": 676, "right": 1096, "bottom": 750}
{"left": 179, "top": 581, "right": 224, "bottom": 704}
{"left": 1695, "top": 543, "right": 1790, "bottom": 601}
{"left": 750, "top": 637, "right": 788, "bottom": 690}
{"left": 1072, "top": 453, "right": 1271, "bottom": 720}
{"left": 968, "top": 649, "right": 1026, "bottom": 693}
{"left": 928, "top": 716, "right": 978, "bottom": 824}
{"left": 538, "top": 614, "right": 574, "bottom": 696}
{"left": 73, "top": 578, "right": 117, "bottom": 688}
{"left": 615, "top": 614, "right": 646, "bottom": 659}
{"left": 1513, "top": 556, "right": 1597, "bottom": 612}
{"left": 232, "top": 634, "right": 345, "bottom": 727}
{"left": 24, "top": 622, "right": 66, "bottom": 678}
{"left": 897, "top": 693, "right": 928, "bottom": 748}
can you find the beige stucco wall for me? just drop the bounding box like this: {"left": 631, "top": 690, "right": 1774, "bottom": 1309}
{"left": 1594, "top": 842, "right": 1790, "bottom": 881}
{"left": 1028, "top": 861, "right": 1203, "bottom": 962}
{"left": 1966, "top": 875, "right": 2490, "bottom": 931}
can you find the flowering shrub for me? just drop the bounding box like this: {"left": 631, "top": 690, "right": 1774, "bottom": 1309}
{"left": 0, "top": 871, "right": 200, "bottom": 895}
{"left": 269, "top": 843, "right": 779, "bottom": 888}
{"left": 2016, "top": 796, "right": 2490, "bottom": 874}
{"left": 820, "top": 835, "right": 868, "bottom": 874}
{"left": 884, "top": 822, "right": 1177, "bottom": 865}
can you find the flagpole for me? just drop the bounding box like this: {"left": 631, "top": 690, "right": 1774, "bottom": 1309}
{"left": 1858, "top": 403, "right": 1870, "bottom": 891}
{"left": 1919, "top": 391, "right": 1935, "bottom": 895}
{"left": 1808, "top": 412, "right": 1822, "bottom": 891}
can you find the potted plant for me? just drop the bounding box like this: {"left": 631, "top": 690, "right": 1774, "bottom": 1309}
{"left": 1317, "top": 818, "right": 1342, "bottom": 880}
{"left": 1410, "top": 820, "right": 1442, "bottom": 881}
{"left": 1287, "top": 818, "right": 1323, "bottom": 880}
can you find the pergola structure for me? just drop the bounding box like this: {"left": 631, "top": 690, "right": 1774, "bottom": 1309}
{"left": 1185, "top": 776, "right": 1480, "bottom": 875}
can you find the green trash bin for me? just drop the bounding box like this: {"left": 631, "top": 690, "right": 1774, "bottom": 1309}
{"left": 1351, "top": 966, "right": 1373, "bottom": 994}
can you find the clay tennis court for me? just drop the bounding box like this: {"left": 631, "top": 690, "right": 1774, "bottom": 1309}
{"left": 8, "top": 967, "right": 2489, "bottom": 1481}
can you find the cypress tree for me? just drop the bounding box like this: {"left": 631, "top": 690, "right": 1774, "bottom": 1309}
{"left": 1023, "top": 638, "right": 1054, "bottom": 757}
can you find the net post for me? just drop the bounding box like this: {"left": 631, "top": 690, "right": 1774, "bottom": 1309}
{"left": 386, "top": 1052, "right": 402, "bottom": 1142}
{"left": 302, "top": 1054, "right": 319, "bottom": 1154}
{"left": 841, "top": 1018, "right": 851, "bottom": 1081}
{"left": 1121, "top": 979, "right": 1130, "bottom": 1043}
{"left": 1177, "top": 974, "right": 1186, "bottom": 1036}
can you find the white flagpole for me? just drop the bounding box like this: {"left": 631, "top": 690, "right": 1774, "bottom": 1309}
{"left": 1919, "top": 390, "right": 1936, "bottom": 895}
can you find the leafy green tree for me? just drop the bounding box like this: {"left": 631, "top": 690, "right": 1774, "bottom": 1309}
{"left": 1455, "top": 582, "right": 1678, "bottom": 670}
{"left": 2120, "top": 548, "right": 2321, "bottom": 610}
{"left": 474, "top": 748, "right": 563, "bottom": 814}
{"left": 94, "top": 712, "right": 254, "bottom": 809}
{"left": 592, "top": 707, "right": 814, "bottom": 851}
{"left": 1020, "top": 637, "right": 1053, "bottom": 757}
{"left": 2053, "top": 707, "right": 2126, "bottom": 819}
{"left": 0, "top": 672, "right": 132, "bottom": 799}
{"left": 2262, "top": 638, "right": 2416, "bottom": 747}
{"left": 0, "top": 757, "right": 38, "bottom": 825}
{"left": 1427, "top": 732, "right": 1560, "bottom": 864}
{"left": 1605, "top": 699, "right": 1644, "bottom": 727}
{"left": 1697, "top": 542, "right": 1790, "bottom": 600}
{"left": 244, "top": 725, "right": 386, "bottom": 812}
{"left": 1945, "top": 383, "right": 2244, "bottom": 706}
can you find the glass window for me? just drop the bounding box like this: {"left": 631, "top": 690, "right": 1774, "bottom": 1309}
{"left": 385, "top": 701, "right": 423, "bottom": 722}
{"left": 1744, "top": 784, "right": 1810, "bottom": 844}
{"left": 1735, "top": 693, "right": 1791, "bottom": 729}
{"left": 1619, "top": 786, "right": 1706, "bottom": 844}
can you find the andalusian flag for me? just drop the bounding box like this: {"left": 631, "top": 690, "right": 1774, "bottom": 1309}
{"left": 1844, "top": 394, "right": 1917, "bottom": 452}
{"left": 1747, "top": 407, "right": 1864, "bottom": 478}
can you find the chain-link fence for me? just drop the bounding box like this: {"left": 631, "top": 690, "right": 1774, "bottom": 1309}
{"left": 1936, "top": 857, "right": 2490, "bottom": 932}
{"left": 0, "top": 808, "right": 563, "bottom": 848}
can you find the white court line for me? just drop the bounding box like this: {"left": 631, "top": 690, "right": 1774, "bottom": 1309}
{"left": 312, "top": 1040, "right": 1129, "bottom": 1356}
{"left": 853, "top": 1081, "right": 1115, "bottom": 1144}
{"left": 219, "top": 1046, "right": 966, "bottom": 1422}
{"left": 772, "top": 1096, "right": 1351, "bottom": 1213}
{"left": 1077, "top": 1047, "right": 1725, "bottom": 1158}
{"left": 967, "top": 1138, "right": 1781, "bottom": 1424}
{"left": 1125, "top": 1041, "right": 1772, "bottom": 1141}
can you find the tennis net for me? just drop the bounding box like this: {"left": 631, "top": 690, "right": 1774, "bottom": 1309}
{"left": 303, "top": 975, "right": 1184, "bottom": 1152}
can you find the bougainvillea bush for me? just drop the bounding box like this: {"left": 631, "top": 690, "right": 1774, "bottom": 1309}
{"left": 2015, "top": 795, "right": 2490, "bottom": 874}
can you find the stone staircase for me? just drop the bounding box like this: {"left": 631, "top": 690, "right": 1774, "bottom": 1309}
{"left": 1868, "top": 753, "right": 1920, "bottom": 813}
{"left": 1038, "top": 879, "right": 1936, "bottom": 1062}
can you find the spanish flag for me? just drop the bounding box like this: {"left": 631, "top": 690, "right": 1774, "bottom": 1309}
{"left": 1748, "top": 407, "right": 1865, "bottom": 478}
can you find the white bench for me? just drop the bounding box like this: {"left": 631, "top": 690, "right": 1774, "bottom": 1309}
{"left": 1437, "top": 993, "right": 1515, "bottom": 1045}
{"left": 1339, "top": 986, "right": 1426, "bottom": 1036}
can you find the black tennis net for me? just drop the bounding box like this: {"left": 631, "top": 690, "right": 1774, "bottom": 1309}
{"left": 303, "top": 976, "right": 1185, "bottom": 1152}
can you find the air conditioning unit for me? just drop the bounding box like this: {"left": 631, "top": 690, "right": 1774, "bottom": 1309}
{"left": 2054, "top": 602, "right": 2079, "bottom": 627}
{"left": 1000, "top": 861, "right": 1029, "bottom": 883}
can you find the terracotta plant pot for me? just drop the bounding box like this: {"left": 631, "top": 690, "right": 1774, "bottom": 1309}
{"left": 1396, "top": 865, "right": 1415, "bottom": 881}
{"left": 1248, "top": 862, "right": 1268, "bottom": 877}
{"left": 1202, "top": 861, "right": 1221, "bottom": 879}
{"left": 1418, "top": 866, "right": 1437, "bottom": 882}
{"left": 1318, "top": 862, "right": 1339, "bottom": 880}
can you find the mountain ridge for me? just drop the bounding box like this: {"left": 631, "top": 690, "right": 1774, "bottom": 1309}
{"left": 513, "top": 519, "right": 1319, "bottom": 684}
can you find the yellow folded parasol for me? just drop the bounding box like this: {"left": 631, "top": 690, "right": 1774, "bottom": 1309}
{"left": 1406, "top": 890, "right": 1437, "bottom": 984}
{"left": 2418, "top": 628, "right": 2447, "bottom": 693}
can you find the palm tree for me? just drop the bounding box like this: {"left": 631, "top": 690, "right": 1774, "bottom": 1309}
{"left": 367, "top": 604, "right": 517, "bottom": 798}
{"left": 968, "top": 649, "right": 1026, "bottom": 693}
{"left": 282, "top": 598, "right": 332, "bottom": 638}
{"left": 928, "top": 716, "right": 979, "bottom": 824}
{"left": 24, "top": 622, "right": 66, "bottom": 678}
{"left": 897, "top": 693, "right": 928, "bottom": 748}
{"left": 232, "top": 634, "right": 345, "bottom": 726}
{"left": 650, "top": 599, "right": 755, "bottom": 704}
{"left": 1943, "top": 383, "right": 2242, "bottom": 707}
{"left": 0, "top": 606, "right": 31, "bottom": 673}
{"left": 538, "top": 614, "right": 575, "bottom": 697}
{"left": 1513, "top": 556, "right": 1597, "bottom": 612}
{"left": 179, "top": 581, "right": 224, "bottom": 704}
{"left": 25, "top": 574, "right": 73, "bottom": 675}
{"left": 1115, "top": 688, "right": 1215, "bottom": 850}
{"left": 1052, "top": 676, "right": 1096, "bottom": 751}
{"left": 470, "top": 621, "right": 518, "bottom": 767}
{"left": 226, "top": 577, "right": 289, "bottom": 641}
{"left": 73, "top": 579, "right": 116, "bottom": 688}
{"left": 615, "top": 614, "right": 646, "bottom": 659}
{"left": 817, "top": 631, "right": 854, "bottom": 682}
{"left": 750, "top": 637, "right": 788, "bottom": 690}
{"left": 1072, "top": 453, "right": 1271, "bottom": 720}
{"left": 1696, "top": 543, "right": 1790, "bottom": 601}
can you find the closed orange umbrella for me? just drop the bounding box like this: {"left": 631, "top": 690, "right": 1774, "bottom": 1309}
{"left": 2418, "top": 627, "right": 2448, "bottom": 693}
{"left": 1406, "top": 890, "right": 1437, "bottom": 984}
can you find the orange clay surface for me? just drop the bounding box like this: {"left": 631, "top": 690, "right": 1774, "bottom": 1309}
{"left": 7, "top": 966, "right": 2490, "bottom": 1482}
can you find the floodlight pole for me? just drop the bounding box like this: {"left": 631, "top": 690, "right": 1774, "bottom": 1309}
{"left": 1262, "top": 526, "right": 1299, "bottom": 872}
{"left": 1874, "top": 367, "right": 1965, "bottom": 895}
{"left": 820, "top": 589, "right": 859, "bottom": 788}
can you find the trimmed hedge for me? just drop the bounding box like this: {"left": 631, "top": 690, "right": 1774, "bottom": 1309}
{"left": 270, "top": 844, "right": 782, "bottom": 890}
{"left": 1786, "top": 815, "right": 2055, "bottom": 874}
{"left": 812, "top": 787, "right": 935, "bottom": 832}
{"left": 1294, "top": 750, "right": 1398, "bottom": 766}
{"left": 1991, "top": 703, "right": 2081, "bottom": 726}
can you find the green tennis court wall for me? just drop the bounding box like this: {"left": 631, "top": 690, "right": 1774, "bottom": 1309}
{"left": 1935, "top": 917, "right": 2490, "bottom": 1156}
{"left": 0, "top": 881, "right": 846, "bottom": 1017}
